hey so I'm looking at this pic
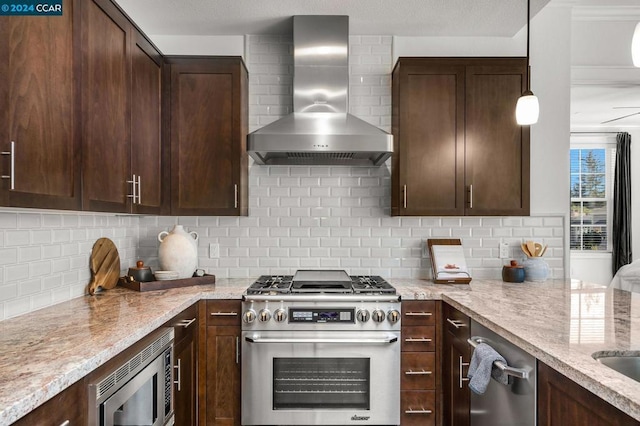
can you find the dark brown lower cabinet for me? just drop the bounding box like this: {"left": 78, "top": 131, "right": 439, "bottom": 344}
{"left": 10, "top": 378, "right": 86, "bottom": 425}
{"left": 203, "top": 300, "right": 242, "bottom": 426}
{"left": 537, "top": 361, "right": 639, "bottom": 426}
{"left": 442, "top": 302, "right": 471, "bottom": 426}
{"left": 169, "top": 303, "right": 199, "bottom": 426}
{"left": 400, "top": 301, "right": 439, "bottom": 425}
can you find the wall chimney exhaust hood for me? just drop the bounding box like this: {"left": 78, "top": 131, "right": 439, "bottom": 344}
{"left": 247, "top": 15, "right": 393, "bottom": 166}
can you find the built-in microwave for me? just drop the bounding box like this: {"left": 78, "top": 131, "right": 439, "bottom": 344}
{"left": 88, "top": 328, "right": 175, "bottom": 426}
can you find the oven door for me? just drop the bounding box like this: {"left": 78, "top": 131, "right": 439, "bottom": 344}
{"left": 241, "top": 331, "right": 400, "bottom": 425}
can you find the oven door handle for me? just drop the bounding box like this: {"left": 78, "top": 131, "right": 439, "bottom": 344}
{"left": 244, "top": 336, "right": 398, "bottom": 344}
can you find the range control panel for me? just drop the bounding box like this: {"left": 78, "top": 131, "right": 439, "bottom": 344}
{"left": 290, "top": 308, "right": 354, "bottom": 323}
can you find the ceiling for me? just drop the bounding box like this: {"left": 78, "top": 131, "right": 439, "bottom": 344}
{"left": 572, "top": 85, "right": 640, "bottom": 128}
{"left": 114, "top": 0, "right": 640, "bottom": 129}
{"left": 115, "top": 0, "right": 549, "bottom": 37}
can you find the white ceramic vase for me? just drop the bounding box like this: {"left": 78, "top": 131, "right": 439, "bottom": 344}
{"left": 158, "top": 225, "right": 199, "bottom": 279}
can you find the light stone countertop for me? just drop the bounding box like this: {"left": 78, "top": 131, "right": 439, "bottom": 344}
{"left": 0, "top": 277, "right": 639, "bottom": 424}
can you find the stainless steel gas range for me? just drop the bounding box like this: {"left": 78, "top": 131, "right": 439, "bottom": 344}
{"left": 241, "top": 270, "right": 401, "bottom": 426}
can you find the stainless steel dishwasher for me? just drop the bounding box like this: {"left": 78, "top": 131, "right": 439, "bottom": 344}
{"left": 469, "top": 320, "right": 536, "bottom": 426}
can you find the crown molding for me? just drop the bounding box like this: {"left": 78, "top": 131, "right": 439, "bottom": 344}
{"left": 572, "top": 6, "right": 640, "bottom": 21}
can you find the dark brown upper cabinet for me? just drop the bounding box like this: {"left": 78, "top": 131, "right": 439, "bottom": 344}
{"left": 164, "top": 57, "right": 248, "bottom": 216}
{"left": 0, "top": 0, "right": 82, "bottom": 210}
{"left": 392, "top": 57, "right": 530, "bottom": 216}
{"left": 81, "top": 0, "right": 165, "bottom": 214}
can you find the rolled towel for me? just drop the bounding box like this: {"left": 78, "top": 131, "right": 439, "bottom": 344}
{"left": 467, "top": 342, "right": 509, "bottom": 394}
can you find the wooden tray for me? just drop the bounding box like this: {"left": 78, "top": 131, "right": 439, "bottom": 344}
{"left": 118, "top": 274, "right": 216, "bottom": 292}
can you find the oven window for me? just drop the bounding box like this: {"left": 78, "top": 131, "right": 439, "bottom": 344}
{"left": 273, "top": 358, "right": 370, "bottom": 410}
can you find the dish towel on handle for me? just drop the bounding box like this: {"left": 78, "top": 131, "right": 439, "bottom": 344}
{"left": 467, "top": 342, "right": 509, "bottom": 394}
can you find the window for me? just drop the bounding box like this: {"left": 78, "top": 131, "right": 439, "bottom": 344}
{"left": 570, "top": 138, "right": 616, "bottom": 252}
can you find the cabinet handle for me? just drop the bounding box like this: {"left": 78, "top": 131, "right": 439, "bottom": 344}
{"left": 405, "top": 408, "right": 432, "bottom": 414}
{"left": 469, "top": 184, "right": 473, "bottom": 209}
{"left": 236, "top": 336, "right": 240, "bottom": 364}
{"left": 173, "top": 358, "right": 181, "bottom": 391}
{"left": 211, "top": 311, "right": 238, "bottom": 316}
{"left": 59, "top": 421, "right": 70, "bottom": 426}
{"left": 234, "top": 184, "right": 238, "bottom": 209}
{"left": 403, "top": 184, "right": 407, "bottom": 209}
{"left": 404, "top": 369, "right": 432, "bottom": 375}
{"left": 175, "top": 318, "right": 196, "bottom": 328}
{"left": 137, "top": 175, "right": 142, "bottom": 204}
{"left": 446, "top": 318, "right": 466, "bottom": 329}
{"left": 127, "top": 174, "right": 138, "bottom": 204}
{"left": 406, "top": 312, "right": 432, "bottom": 317}
{"left": 1, "top": 141, "right": 15, "bottom": 190}
{"left": 459, "top": 355, "right": 470, "bottom": 389}
{"left": 404, "top": 337, "right": 432, "bottom": 342}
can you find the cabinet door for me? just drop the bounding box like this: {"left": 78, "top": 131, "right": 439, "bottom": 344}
{"left": 81, "top": 0, "right": 131, "bottom": 212}
{"left": 168, "top": 303, "right": 198, "bottom": 426}
{"left": 465, "top": 61, "right": 530, "bottom": 216}
{"left": 0, "top": 0, "right": 81, "bottom": 210}
{"left": 442, "top": 303, "right": 471, "bottom": 426}
{"left": 206, "top": 325, "right": 241, "bottom": 426}
{"left": 392, "top": 60, "right": 466, "bottom": 216}
{"left": 130, "top": 29, "right": 164, "bottom": 214}
{"left": 168, "top": 58, "right": 248, "bottom": 216}
{"left": 175, "top": 332, "right": 196, "bottom": 426}
{"left": 11, "top": 378, "right": 86, "bottom": 426}
{"left": 538, "top": 361, "right": 638, "bottom": 426}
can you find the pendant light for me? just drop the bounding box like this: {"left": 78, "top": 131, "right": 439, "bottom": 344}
{"left": 516, "top": 0, "right": 539, "bottom": 125}
{"left": 633, "top": 22, "right": 640, "bottom": 67}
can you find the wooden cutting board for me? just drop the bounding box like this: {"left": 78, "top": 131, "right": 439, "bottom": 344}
{"left": 88, "top": 238, "right": 121, "bottom": 295}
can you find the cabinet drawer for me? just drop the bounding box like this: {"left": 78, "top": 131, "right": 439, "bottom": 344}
{"left": 443, "top": 302, "right": 470, "bottom": 342}
{"left": 168, "top": 302, "right": 198, "bottom": 343}
{"left": 206, "top": 300, "right": 241, "bottom": 326}
{"left": 401, "top": 352, "right": 435, "bottom": 390}
{"left": 402, "top": 301, "right": 436, "bottom": 326}
{"left": 402, "top": 326, "right": 436, "bottom": 352}
{"left": 401, "top": 390, "right": 436, "bottom": 426}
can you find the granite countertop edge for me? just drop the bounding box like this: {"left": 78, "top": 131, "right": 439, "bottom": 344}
{"left": 0, "top": 277, "right": 638, "bottom": 424}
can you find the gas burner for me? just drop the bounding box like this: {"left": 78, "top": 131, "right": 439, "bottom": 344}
{"left": 246, "top": 275, "right": 293, "bottom": 294}
{"left": 351, "top": 275, "right": 396, "bottom": 294}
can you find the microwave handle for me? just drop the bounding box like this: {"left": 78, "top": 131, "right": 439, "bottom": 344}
{"left": 245, "top": 336, "right": 398, "bottom": 344}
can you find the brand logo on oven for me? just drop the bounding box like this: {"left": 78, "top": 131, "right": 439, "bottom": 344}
{"left": 351, "top": 415, "right": 370, "bottom": 421}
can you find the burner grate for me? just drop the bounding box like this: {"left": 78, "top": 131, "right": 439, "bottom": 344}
{"left": 246, "top": 274, "right": 395, "bottom": 295}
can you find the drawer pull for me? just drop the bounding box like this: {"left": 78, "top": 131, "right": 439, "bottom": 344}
{"left": 174, "top": 358, "right": 182, "bottom": 391}
{"left": 459, "top": 355, "right": 470, "bottom": 389}
{"left": 59, "top": 422, "right": 70, "bottom": 426}
{"left": 446, "top": 318, "right": 466, "bottom": 329}
{"left": 211, "top": 311, "right": 238, "bottom": 316}
{"left": 404, "top": 337, "right": 432, "bottom": 342}
{"left": 404, "top": 369, "right": 432, "bottom": 375}
{"left": 405, "top": 312, "right": 432, "bottom": 316}
{"left": 405, "top": 408, "right": 432, "bottom": 414}
{"left": 176, "top": 318, "right": 196, "bottom": 328}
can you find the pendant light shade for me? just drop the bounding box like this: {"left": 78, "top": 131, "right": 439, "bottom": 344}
{"left": 516, "top": 90, "right": 539, "bottom": 125}
{"left": 516, "top": 0, "right": 539, "bottom": 125}
{"left": 633, "top": 22, "right": 640, "bottom": 67}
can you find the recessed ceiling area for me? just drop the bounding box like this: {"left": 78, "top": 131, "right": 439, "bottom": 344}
{"left": 572, "top": 85, "right": 640, "bottom": 128}
{"left": 114, "top": 0, "right": 549, "bottom": 37}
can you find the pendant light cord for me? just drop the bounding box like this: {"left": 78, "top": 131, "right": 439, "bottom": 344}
{"left": 526, "top": 0, "right": 531, "bottom": 92}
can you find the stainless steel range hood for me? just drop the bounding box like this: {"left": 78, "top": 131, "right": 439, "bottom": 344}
{"left": 247, "top": 15, "right": 393, "bottom": 166}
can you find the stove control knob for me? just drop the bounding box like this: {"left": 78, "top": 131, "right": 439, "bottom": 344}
{"left": 372, "top": 309, "right": 386, "bottom": 323}
{"left": 357, "top": 309, "right": 371, "bottom": 323}
{"left": 274, "top": 308, "right": 287, "bottom": 323}
{"left": 258, "top": 309, "right": 271, "bottom": 322}
{"left": 242, "top": 309, "right": 257, "bottom": 324}
{"left": 387, "top": 309, "right": 400, "bottom": 324}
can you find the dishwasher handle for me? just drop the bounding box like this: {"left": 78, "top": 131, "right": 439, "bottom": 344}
{"left": 467, "top": 336, "right": 531, "bottom": 380}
